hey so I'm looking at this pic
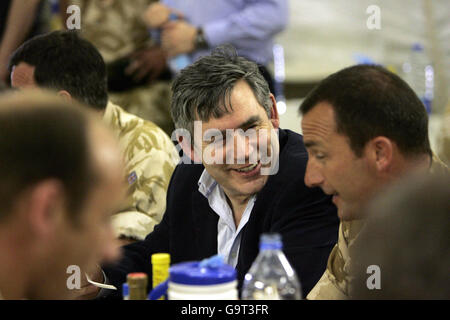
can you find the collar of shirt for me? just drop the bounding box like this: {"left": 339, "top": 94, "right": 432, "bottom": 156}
{"left": 198, "top": 169, "right": 256, "bottom": 267}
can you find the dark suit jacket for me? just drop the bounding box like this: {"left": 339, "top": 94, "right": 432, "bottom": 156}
{"left": 103, "top": 129, "right": 339, "bottom": 299}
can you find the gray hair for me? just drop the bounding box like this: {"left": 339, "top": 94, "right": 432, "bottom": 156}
{"left": 171, "top": 46, "right": 272, "bottom": 136}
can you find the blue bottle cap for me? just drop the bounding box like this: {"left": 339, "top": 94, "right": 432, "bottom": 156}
{"left": 259, "top": 233, "right": 283, "bottom": 250}
{"left": 169, "top": 257, "right": 236, "bottom": 286}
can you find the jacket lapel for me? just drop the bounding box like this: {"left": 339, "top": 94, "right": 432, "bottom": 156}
{"left": 191, "top": 190, "right": 219, "bottom": 259}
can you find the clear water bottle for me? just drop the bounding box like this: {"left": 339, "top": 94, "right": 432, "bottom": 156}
{"left": 167, "top": 13, "right": 192, "bottom": 74}
{"left": 403, "top": 43, "right": 434, "bottom": 114}
{"left": 148, "top": 14, "right": 191, "bottom": 75}
{"left": 241, "top": 233, "right": 302, "bottom": 300}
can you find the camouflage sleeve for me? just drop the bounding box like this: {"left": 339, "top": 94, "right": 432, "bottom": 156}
{"left": 116, "top": 130, "right": 179, "bottom": 240}
{"left": 307, "top": 220, "right": 365, "bottom": 300}
{"left": 306, "top": 222, "right": 349, "bottom": 300}
{"left": 105, "top": 102, "right": 179, "bottom": 240}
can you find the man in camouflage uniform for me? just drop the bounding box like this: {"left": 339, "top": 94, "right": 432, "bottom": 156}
{"left": 9, "top": 30, "right": 179, "bottom": 242}
{"left": 64, "top": 0, "right": 174, "bottom": 135}
{"left": 299, "top": 64, "right": 448, "bottom": 299}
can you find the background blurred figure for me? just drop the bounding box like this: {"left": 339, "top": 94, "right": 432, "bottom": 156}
{"left": 9, "top": 31, "right": 180, "bottom": 244}
{"left": 0, "top": 0, "right": 49, "bottom": 85}
{"left": 349, "top": 171, "right": 450, "bottom": 299}
{"left": 143, "top": 0, "right": 289, "bottom": 93}
{"left": 58, "top": 0, "right": 174, "bottom": 135}
{"left": 0, "top": 91, "right": 125, "bottom": 299}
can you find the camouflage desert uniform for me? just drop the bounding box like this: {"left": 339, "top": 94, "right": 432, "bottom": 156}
{"left": 104, "top": 101, "right": 179, "bottom": 240}
{"left": 306, "top": 156, "right": 448, "bottom": 300}
{"left": 71, "top": 0, "right": 174, "bottom": 135}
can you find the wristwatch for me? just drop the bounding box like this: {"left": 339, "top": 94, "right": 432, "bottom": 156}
{"left": 194, "top": 27, "right": 209, "bottom": 50}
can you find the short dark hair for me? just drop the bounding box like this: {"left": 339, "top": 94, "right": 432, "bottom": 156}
{"left": 9, "top": 30, "right": 108, "bottom": 110}
{"left": 299, "top": 65, "right": 431, "bottom": 158}
{"left": 171, "top": 46, "right": 272, "bottom": 135}
{"left": 0, "top": 92, "right": 96, "bottom": 222}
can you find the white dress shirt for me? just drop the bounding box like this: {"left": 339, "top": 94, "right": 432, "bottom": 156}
{"left": 198, "top": 169, "right": 256, "bottom": 268}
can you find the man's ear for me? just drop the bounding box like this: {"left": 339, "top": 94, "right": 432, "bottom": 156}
{"left": 367, "top": 136, "right": 394, "bottom": 172}
{"left": 57, "top": 90, "right": 72, "bottom": 101}
{"left": 25, "top": 179, "right": 65, "bottom": 238}
{"left": 269, "top": 94, "right": 280, "bottom": 129}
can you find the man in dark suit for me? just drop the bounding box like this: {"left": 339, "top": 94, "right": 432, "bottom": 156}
{"left": 82, "top": 47, "right": 339, "bottom": 299}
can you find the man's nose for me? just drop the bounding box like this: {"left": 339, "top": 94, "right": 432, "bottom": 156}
{"left": 304, "top": 159, "right": 325, "bottom": 188}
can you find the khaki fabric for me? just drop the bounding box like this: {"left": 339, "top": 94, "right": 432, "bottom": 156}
{"left": 71, "top": 0, "right": 153, "bottom": 63}
{"left": 71, "top": 0, "right": 174, "bottom": 135}
{"left": 307, "top": 219, "right": 364, "bottom": 300}
{"left": 103, "top": 101, "right": 179, "bottom": 240}
{"left": 307, "top": 156, "right": 448, "bottom": 300}
{"left": 436, "top": 101, "right": 450, "bottom": 166}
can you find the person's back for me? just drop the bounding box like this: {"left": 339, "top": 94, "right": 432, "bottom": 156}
{"left": 350, "top": 171, "right": 450, "bottom": 299}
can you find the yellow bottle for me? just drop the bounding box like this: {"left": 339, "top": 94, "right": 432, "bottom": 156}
{"left": 151, "top": 253, "right": 170, "bottom": 300}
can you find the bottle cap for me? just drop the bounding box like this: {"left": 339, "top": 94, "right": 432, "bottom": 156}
{"left": 127, "top": 273, "right": 148, "bottom": 300}
{"left": 127, "top": 272, "right": 148, "bottom": 287}
{"left": 259, "top": 233, "right": 283, "bottom": 250}
{"left": 152, "top": 253, "right": 171, "bottom": 265}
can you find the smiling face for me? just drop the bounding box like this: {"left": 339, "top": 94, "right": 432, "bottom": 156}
{"left": 196, "top": 80, "right": 279, "bottom": 202}
{"left": 301, "top": 102, "right": 377, "bottom": 221}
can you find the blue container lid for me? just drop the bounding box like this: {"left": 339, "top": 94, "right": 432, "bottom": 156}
{"left": 169, "top": 261, "right": 236, "bottom": 286}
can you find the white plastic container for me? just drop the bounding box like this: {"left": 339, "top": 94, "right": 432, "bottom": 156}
{"left": 168, "top": 280, "right": 238, "bottom": 300}
{"left": 167, "top": 260, "right": 238, "bottom": 300}
{"left": 149, "top": 257, "right": 238, "bottom": 300}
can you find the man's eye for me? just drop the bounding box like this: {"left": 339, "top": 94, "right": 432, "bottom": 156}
{"left": 315, "top": 154, "right": 326, "bottom": 160}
